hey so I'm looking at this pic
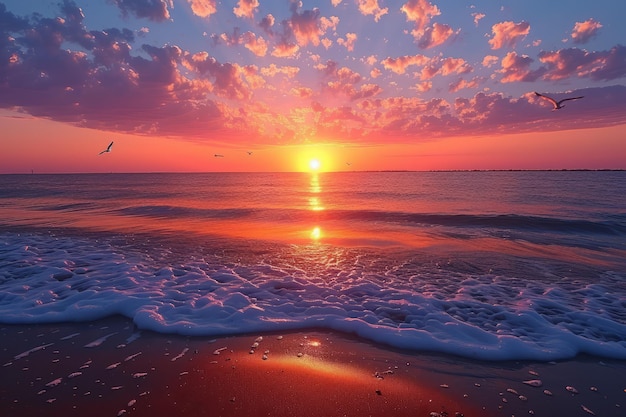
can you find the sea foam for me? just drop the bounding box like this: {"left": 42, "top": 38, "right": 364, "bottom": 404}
{"left": 1, "top": 232, "right": 624, "bottom": 361}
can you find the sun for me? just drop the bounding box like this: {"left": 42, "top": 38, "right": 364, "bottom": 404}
{"left": 309, "top": 158, "right": 321, "bottom": 171}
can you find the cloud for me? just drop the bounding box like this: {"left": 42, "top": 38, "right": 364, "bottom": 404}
{"left": 1, "top": 1, "right": 625, "bottom": 147}
{"left": 259, "top": 14, "right": 275, "bottom": 35}
{"left": 233, "top": 0, "right": 259, "bottom": 19}
{"left": 416, "top": 22, "right": 458, "bottom": 49}
{"left": 260, "top": 64, "right": 300, "bottom": 78}
{"left": 356, "top": 0, "right": 388, "bottom": 22}
{"left": 488, "top": 21, "right": 530, "bottom": 49}
{"left": 381, "top": 54, "right": 430, "bottom": 74}
{"left": 337, "top": 33, "right": 357, "bottom": 51}
{"left": 242, "top": 31, "right": 268, "bottom": 56}
{"left": 482, "top": 55, "right": 499, "bottom": 68}
{"left": 448, "top": 76, "right": 484, "bottom": 93}
{"left": 111, "top": 0, "right": 173, "bottom": 21}
{"left": 271, "top": 41, "right": 300, "bottom": 58}
{"left": 471, "top": 12, "right": 485, "bottom": 26}
{"left": 290, "top": 86, "right": 313, "bottom": 98}
{"left": 497, "top": 51, "right": 545, "bottom": 83}
{"left": 400, "top": 0, "right": 440, "bottom": 35}
{"left": 186, "top": 0, "right": 217, "bottom": 18}
{"left": 539, "top": 45, "right": 626, "bottom": 81}
{"left": 571, "top": 18, "right": 603, "bottom": 44}
{"left": 288, "top": 4, "right": 324, "bottom": 47}
{"left": 381, "top": 54, "right": 471, "bottom": 81}
{"left": 400, "top": 0, "right": 457, "bottom": 48}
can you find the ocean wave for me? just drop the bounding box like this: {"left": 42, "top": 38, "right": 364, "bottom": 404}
{"left": 113, "top": 204, "right": 626, "bottom": 236}
{"left": 1, "top": 232, "right": 624, "bottom": 362}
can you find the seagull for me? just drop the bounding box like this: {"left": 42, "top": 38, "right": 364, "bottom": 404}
{"left": 246, "top": 151, "right": 253, "bottom": 156}
{"left": 99, "top": 141, "right": 113, "bottom": 155}
{"left": 214, "top": 154, "right": 224, "bottom": 158}
{"left": 534, "top": 92, "right": 584, "bottom": 110}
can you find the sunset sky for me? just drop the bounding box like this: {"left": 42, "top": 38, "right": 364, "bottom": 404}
{"left": 1, "top": 0, "right": 625, "bottom": 173}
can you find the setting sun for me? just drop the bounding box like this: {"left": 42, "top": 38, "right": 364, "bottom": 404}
{"left": 309, "top": 159, "right": 321, "bottom": 171}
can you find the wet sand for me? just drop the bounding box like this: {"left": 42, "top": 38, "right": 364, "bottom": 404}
{"left": 1, "top": 317, "right": 624, "bottom": 417}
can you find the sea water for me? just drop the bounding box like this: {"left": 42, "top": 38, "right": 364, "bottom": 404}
{"left": 0, "top": 171, "right": 624, "bottom": 361}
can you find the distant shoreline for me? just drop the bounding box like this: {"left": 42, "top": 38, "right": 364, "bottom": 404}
{"left": 2, "top": 168, "right": 625, "bottom": 175}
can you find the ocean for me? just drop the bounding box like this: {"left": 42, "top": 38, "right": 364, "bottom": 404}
{"left": 1, "top": 171, "right": 625, "bottom": 361}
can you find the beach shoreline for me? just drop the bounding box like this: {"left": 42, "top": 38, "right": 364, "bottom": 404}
{"left": 1, "top": 316, "right": 624, "bottom": 417}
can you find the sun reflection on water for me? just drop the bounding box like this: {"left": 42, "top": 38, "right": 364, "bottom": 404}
{"left": 310, "top": 226, "right": 322, "bottom": 240}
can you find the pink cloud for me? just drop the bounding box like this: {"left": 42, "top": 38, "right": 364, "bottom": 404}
{"left": 337, "top": 33, "right": 357, "bottom": 51}
{"left": 416, "top": 22, "right": 458, "bottom": 49}
{"left": 186, "top": 0, "right": 217, "bottom": 19}
{"left": 233, "top": 0, "right": 259, "bottom": 19}
{"left": 321, "top": 38, "right": 333, "bottom": 49}
{"left": 448, "top": 76, "right": 484, "bottom": 93}
{"left": 413, "top": 81, "right": 432, "bottom": 92}
{"left": 260, "top": 64, "right": 300, "bottom": 78}
{"left": 289, "top": 5, "right": 324, "bottom": 47}
{"left": 271, "top": 42, "right": 299, "bottom": 58}
{"left": 290, "top": 87, "right": 313, "bottom": 98}
{"left": 482, "top": 55, "right": 499, "bottom": 68}
{"left": 571, "top": 18, "right": 603, "bottom": 44}
{"left": 471, "top": 12, "right": 485, "bottom": 26}
{"left": 419, "top": 57, "right": 472, "bottom": 80}
{"left": 539, "top": 45, "right": 626, "bottom": 81}
{"left": 381, "top": 54, "right": 429, "bottom": 74}
{"left": 2, "top": 2, "right": 625, "bottom": 147}
{"left": 242, "top": 32, "right": 268, "bottom": 56}
{"left": 400, "top": 0, "right": 441, "bottom": 36}
{"left": 356, "top": 0, "right": 388, "bottom": 22}
{"left": 112, "top": 0, "right": 173, "bottom": 21}
{"left": 488, "top": 21, "right": 530, "bottom": 49}
{"left": 259, "top": 14, "right": 275, "bottom": 35}
{"left": 497, "top": 51, "right": 545, "bottom": 83}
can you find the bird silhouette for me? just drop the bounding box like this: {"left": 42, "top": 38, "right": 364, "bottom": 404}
{"left": 214, "top": 154, "right": 224, "bottom": 157}
{"left": 534, "top": 92, "right": 584, "bottom": 110}
{"left": 99, "top": 141, "right": 113, "bottom": 155}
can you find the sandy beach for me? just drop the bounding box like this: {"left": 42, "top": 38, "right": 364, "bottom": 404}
{"left": 1, "top": 317, "right": 624, "bottom": 417}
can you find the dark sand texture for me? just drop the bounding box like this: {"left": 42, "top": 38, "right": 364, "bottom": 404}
{"left": 1, "top": 317, "right": 624, "bottom": 417}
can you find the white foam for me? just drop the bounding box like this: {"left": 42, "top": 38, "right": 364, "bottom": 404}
{"left": 0, "top": 232, "right": 625, "bottom": 361}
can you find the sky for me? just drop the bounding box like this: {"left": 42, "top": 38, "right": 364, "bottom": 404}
{"left": 1, "top": 0, "right": 625, "bottom": 173}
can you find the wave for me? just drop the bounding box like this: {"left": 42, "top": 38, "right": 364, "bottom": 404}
{"left": 0, "top": 231, "right": 625, "bottom": 362}
{"left": 115, "top": 204, "right": 626, "bottom": 236}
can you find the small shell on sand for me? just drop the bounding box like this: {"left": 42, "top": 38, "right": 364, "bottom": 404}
{"left": 543, "top": 389, "right": 553, "bottom": 396}
{"left": 523, "top": 379, "right": 543, "bottom": 387}
{"left": 296, "top": 352, "right": 303, "bottom": 357}
{"left": 262, "top": 354, "right": 268, "bottom": 360}
{"left": 566, "top": 386, "right": 579, "bottom": 394}
{"left": 213, "top": 347, "right": 227, "bottom": 355}
{"left": 276, "top": 335, "right": 283, "bottom": 340}
{"left": 581, "top": 405, "right": 596, "bottom": 415}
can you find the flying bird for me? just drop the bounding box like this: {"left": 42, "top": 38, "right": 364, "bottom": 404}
{"left": 534, "top": 92, "right": 584, "bottom": 110}
{"left": 214, "top": 154, "right": 224, "bottom": 158}
{"left": 99, "top": 141, "right": 113, "bottom": 155}
{"left": 246, "top": 151, "right": 253, "bottom": 155}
